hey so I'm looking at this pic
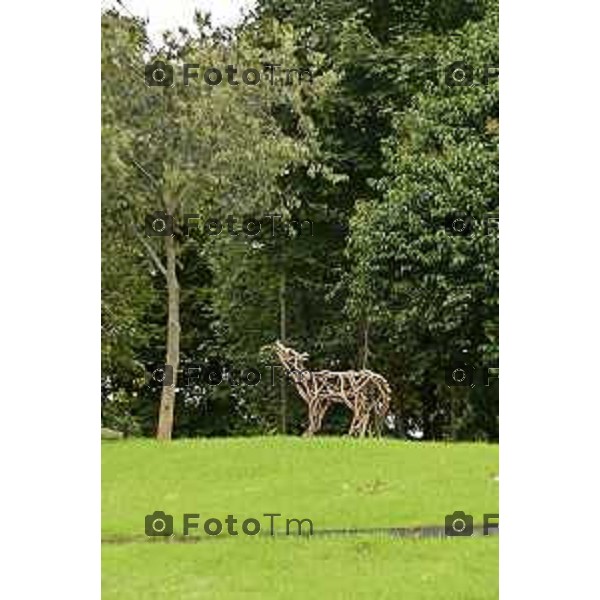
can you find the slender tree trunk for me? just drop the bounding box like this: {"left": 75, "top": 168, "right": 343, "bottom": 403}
{"left": 279, "top": 271, "right": 287, "bottom": 434}
{"left": 395, "top": 383, "right": 406, "bottom": 439}
{"left": 421, "top": 382, "right": 437, "bottom": 440}
{"left": 358, "top": 313, "right": 370, "bottom": 369}
{"left": 157, "top": 233, "right": 180, "bottom": 440}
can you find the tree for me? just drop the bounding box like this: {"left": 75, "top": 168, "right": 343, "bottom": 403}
{"left": 102, "top": 12, "right": 315, "bottom": 439}
{"left": 346, "top": 0, "right": 498, "bottom": 439}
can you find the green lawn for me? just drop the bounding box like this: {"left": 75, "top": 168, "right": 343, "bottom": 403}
{"left": 103, "top": 536, "right": 498, "bottom": 600}
{"left": 102, "top": 437, "right": 498, "bottom": 537}
{"left": 102, "top": 437, "right": 499, "bottom": 599}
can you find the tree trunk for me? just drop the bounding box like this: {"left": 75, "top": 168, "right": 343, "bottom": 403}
{"left": 421, "top": 382, "right": 437, "bottom": 440}
{"left": 279, "top": 271, "right": 287, "bottom": 434}
{"left": 358, "top": 313, "right": 370, "bottom": 369}
{"left": 395, "top": 386, "right": 406, "bottom": 439}
{"left": 156, "top": 233, "right": 180, "bottom": 440}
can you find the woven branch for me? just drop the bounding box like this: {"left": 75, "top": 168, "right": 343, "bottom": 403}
{"left": 273, "top": 341, "right": 391, "bottom": 437}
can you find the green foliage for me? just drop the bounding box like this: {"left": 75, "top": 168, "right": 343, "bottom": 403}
{"left": 101, "top": 0, "right": 498, "bottom": 440}
{"left": 347, "top": 1, "right": 498, "bottom": 439}
{"left": 101, "top": 389, "right": 143, "bottom": 437}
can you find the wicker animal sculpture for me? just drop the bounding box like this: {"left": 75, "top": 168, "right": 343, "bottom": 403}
{"left": 273, "top": 341, "right": 391, "bottom": 437}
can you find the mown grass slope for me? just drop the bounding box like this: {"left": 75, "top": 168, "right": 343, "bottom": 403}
{"left": 102, "top": 437, "right": 498, "bottom": 537}
{"left": 102, "top": 437, "right": 499, "bottom": 598}
{"left": 103, "top": 536, "right": 498, "bottom": 599}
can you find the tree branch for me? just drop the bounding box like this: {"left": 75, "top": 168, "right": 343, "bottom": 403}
{"left": 134, "top": 227, "right": 168, "bottom": 278}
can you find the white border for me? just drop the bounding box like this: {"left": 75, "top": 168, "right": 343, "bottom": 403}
{"left": 501, "top": 0, "right": 600, "bottom": 597}
{"left": 0, "top": 1, "right": 100, "bottom": 598}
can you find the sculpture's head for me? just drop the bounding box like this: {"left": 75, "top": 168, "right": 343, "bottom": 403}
{"left": 272, "top": 340, "right": 309, "bottom": 370}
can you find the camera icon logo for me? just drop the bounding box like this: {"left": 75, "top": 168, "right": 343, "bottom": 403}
{"left": 145, "top": 61, "right": 174, "bottom": 87}
{"left": 445, "top": 511, "right": 474, "bottom": 536}
{"left": 145, "top": 511, "right": 174, "bottom": 537}
{"left": 145, "top": 364, "right": 174, "bottom": 387}
{"left": 445, "top": 61, "right": 474, "bottom": 86}
{"left": 444, "top": 212, "right": 473, "bottom": 236}
{"left": 145, "top": 211, "right": 174, "bottom": 237}
{"left": 445, "top": 363, "right": 475, "bottom": 387}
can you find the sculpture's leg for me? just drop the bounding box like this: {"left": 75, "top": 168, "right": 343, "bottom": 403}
{"left": 312, "top": 409, "right": 322, "bottom": 434}
{"left": 370, "top": 407, "right": 383, "bottom": 437}
{"left": 348, "top": 409, "right": 361, "bottom": 436}
{"left": 372, "top": 412, "right": 382, "bottom": 437}
{"left": 359, "top": 412, "right": 369, "bottom": 437}
{"left": 303, "top": 400, "right": 316, "bottom": 436}
{"left": 365, "top": 411, "right": 374, "bottom": 437}
{"left": 313, "top": 401, "right": 329, "bottom": 434}
{"left": 373, "top": 398, "right": 386, "bottom": 436}
{"left": 351, "top": 394, "right": 368, "bottom": 437}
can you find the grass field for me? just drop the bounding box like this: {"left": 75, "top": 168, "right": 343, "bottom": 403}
{"left": 103, "top": 536, "right": 498, "bottom": 600}
{"left": 102, "top": 437, "right": 499, "bottom": 598}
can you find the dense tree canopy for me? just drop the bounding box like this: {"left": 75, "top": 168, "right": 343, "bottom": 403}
{"left": 102, "top": 0, "right": 498, "bottom": 440}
